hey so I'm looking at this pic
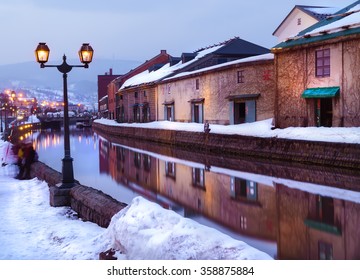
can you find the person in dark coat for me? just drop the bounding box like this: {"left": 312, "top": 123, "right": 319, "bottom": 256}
{"left": 23, "top": 143, "right": 36, "bottom": 180}
{"left": 15, "top": 143, "right": 25, "bottom": 179}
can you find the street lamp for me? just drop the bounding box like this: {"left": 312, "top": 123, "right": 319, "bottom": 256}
{"left": 35, "top": 42, "right": 94, "bottom": 188}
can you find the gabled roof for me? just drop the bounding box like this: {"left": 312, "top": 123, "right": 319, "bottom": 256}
{"left": 272, "top": 5, "right": 337, "bottom": 36}
{"left": 272, "top": 1, "right": 360, "bottom": 51}
{"left": 217, "top": 38, "right": 269, "bottom": 56}
{"left": 162, "top": 53, "right": 274, "bottom": 83}
{"left": 120, "top": 45, "right": 222, "bottom": 89}
{"left": 112, "top": 50, "right": 171, "bottom": 86}
{"left": 120, "top": 37, "right": 269, "bottom": 90}
{"left": 179, "top": 37, "right": 269, "bottom": 72}
{"left": 299, "top": 5, "right": 336, "bottom": 21}
{"left": 195, "top": 37, "right": 269, "bottom": 57}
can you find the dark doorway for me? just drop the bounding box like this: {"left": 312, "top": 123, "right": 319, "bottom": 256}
{"left": 316, "top": 196, "right": 334, "bottom": 225}
{"left": 234, "top": 102, "right": 246, "bottom": 124}
{"left": 194, "top": 104, "right": 200, "bottom": 123}
{"left": 166, "top": 107, "right": 172, "bottom": 121}
{"left": 316, "top": 98, "right": 333, "bottom": 127}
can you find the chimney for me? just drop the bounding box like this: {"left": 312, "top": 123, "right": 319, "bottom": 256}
{"left": 109, "top": 68, "right": 113, "bottom": 75}
{"left": 160, "top": 50, "right": 167, "bottom": 54}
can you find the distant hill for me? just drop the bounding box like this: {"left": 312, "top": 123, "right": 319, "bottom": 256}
{"left": 0, "top": 58, "right": 141, "bottom": 109}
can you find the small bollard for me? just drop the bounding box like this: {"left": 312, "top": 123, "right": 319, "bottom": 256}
{"left": 204, "top": 121, "right": 211, "bottom": 134}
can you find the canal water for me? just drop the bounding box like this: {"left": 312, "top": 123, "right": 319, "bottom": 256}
{"left": 29, "top": 126, "right": 360, "bottom": 260}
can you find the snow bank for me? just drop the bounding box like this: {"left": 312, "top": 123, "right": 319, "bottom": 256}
{"left": 103, "top": 197, "right": 273, "bottom": 260}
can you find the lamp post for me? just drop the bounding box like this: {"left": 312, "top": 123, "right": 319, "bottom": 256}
{"left": 0, "top": 107, "right": 3, "bottom": 133}
{"left": 35, "top": 42, "right": 94, "bottom": 188}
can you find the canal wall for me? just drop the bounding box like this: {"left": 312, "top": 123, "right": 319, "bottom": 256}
{"left": 92, "top": 122, "right": 360, "bottom": 170}
{"left": 30, "top": 161, "right": 127, "bottom": 228}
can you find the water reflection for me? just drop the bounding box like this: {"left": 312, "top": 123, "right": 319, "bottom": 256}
{"left": 31, "top": 127, "right": 360, "bottom": 260}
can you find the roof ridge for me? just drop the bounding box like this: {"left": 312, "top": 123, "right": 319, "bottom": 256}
{"left": 194, "top": 36, "right": 239, "bottom": 53}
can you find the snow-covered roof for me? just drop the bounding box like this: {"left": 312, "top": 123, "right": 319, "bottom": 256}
{"left": 272, "top": 5, "right": 337, "bottom": 36}
{"left": 121, "top": 51, "right": 273, "bottom": 89}
{"left": 301, "top": 6, "right": 338, "bottom": 20}
{"left": 273, "top": 1, "right": 360, "bottom": 50}
{"left": 120, "top": 44, "right": 223, "bottom": 90}
{"left": 164, "top": 53, "right": 274, "bottom": 81}
{"left": 303, "top": 5, "right": 360, "bottom": 36}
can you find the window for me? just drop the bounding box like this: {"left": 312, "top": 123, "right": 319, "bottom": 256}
{"left": 165, "top": 161, "right": 176, "bottom": 178}
{"left": 143, "top": 91, "right": 147, "bottom": 97}
{"left": 316, "top": 49, "right": 330, "bottom": 77}
{"left": 237, "top": 70, "right": 245, "bottom": 83}
{"left": 134, "top": 152, "right": 141, "bottom": 168}
{"left": 230, "top": 177, "right": 257, "bottom": 201}
{"left": 192, "top": 167, "right": 205, "bottom": 189}
{"left": 240, "top": 216, "right": 247, "bottom": 229}
{"left": 143, "top": 154, "right": 151, "bottom": 171}
{"left": 297, "top": 18, "right": 302, "bottom": 25}
{"left": 134, "top": 91, "right": 138, "bottom": 98}
{"left": 195, "top": 78, "right": 200, "bottom": 90}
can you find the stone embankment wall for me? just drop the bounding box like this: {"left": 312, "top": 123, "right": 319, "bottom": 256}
{"left": 93, "top": 122, "right": 360, "bottom": 170}
{"left": 31, "top": 161, "right": 127, "bottom": 228}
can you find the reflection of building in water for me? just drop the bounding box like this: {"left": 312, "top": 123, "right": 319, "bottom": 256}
{"left": 159, "top": 161, "right": 277, "bottom": 241}
{"left": 103, "top": 141, "right": 278, "bottom": 241}
{"left": 99, "top": 138, "right": 110, "bottom": 175}
{"left": 98, "top": 137, "right": 360, "bottom": 259}
{"left": 105, "top": 144, "right": 159, "bottom": 200}
{"left": 276, "top": 183, "right": 360, "bottom": 260}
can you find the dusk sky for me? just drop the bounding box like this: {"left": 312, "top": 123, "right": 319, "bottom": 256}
{"left": 0, "top": 0, "right": 355, "bottom": 66}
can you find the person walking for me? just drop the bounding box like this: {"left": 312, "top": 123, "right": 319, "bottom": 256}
{"left": 23, "top": 143, "right": 36, "bottom": 180}
{"left": 15, "top": 143, "right": 25, "bottom": 179}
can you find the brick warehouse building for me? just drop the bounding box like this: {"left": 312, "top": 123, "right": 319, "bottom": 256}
{"left": 97, "top": 68, "right": 122, "bottom": 118}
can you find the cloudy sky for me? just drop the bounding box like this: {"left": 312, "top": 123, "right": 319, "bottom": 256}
{"left": 0, "top": 0, "right": 355, "bottom": 65}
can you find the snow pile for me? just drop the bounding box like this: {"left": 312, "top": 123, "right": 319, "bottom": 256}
{"left": 102, "top": 196, "right": 272, "bottom": 260}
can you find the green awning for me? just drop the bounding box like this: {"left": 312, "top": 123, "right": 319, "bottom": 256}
{"left": 301, "top": 86, "right": 340, "bottom": 99}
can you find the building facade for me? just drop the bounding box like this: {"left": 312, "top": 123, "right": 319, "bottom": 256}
{"left": 114, "top": 50, "right": 171, "bottom": 122}
{"left": 97, "top": 68, "right": 122, "bottom": 118}
{"left": 118, "top": 38, "right": 271, "bottom": 124}
{"left": 272, "top": 1, "right": 360, "bottom": 128}
{"left": 158, "top": 54, "right": 275, "bottom": 125}
{"left": 273, "top": 5, "right": 336, "bottom": 42}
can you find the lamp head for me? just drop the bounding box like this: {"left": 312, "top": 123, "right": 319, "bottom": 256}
{"left": 78, "top": 43, "right": 94, "bottom": 66}
{"left": 35, "top": 42, "right": 50, "bottom": 65}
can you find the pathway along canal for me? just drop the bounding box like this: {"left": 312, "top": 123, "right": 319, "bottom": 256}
{"left": 29, "top": 125, "right": 360, "bottom": 260}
